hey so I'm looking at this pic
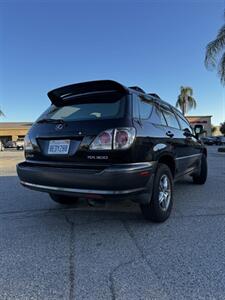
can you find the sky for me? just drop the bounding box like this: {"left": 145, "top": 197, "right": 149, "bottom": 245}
{"left": 0, "top": 0, "right": 224, "bottom": 125}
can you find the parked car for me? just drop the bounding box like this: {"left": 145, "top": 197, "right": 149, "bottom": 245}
{"left": 200, "top": 137, "right": 214, "bottom": 145}
{"left": 215, "top": 136, "right": 225, "bottom": 145}
{"left": 5, "top": 140, "right": 17, "bottom": 148}
{"left": 16, "top": 138, "right": 24, "bottom": 150}
{"left": 17, "top": 80, "right": 207, "bottom": 222}
{"left": 0, "top": 140, "right": 4, "bottom": 151}
{"left": 220, "top": 136, "right": 225, "bottom": 145}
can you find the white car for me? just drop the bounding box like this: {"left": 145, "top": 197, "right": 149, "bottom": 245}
{"left": 16, "top": 138, "right": 24, "bottom": 150}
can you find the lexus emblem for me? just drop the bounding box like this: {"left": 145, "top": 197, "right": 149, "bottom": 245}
{"left": 55, "top": 123, "right": 64, "bottom": 130}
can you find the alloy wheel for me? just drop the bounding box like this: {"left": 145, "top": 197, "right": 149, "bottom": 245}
{"left": 158, "top": 174, "right": 171, "bottom": 211}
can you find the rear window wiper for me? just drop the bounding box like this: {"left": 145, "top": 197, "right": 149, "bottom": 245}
{"left": 37, "top": 118, "right": 65, "bottom": 124}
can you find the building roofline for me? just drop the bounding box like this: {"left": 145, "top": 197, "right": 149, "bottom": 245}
{"left": 0, "top": 122, "right": 33, "bottom": 129}
{"left": 186, "top": 115, "right": 212, "bottom": 118}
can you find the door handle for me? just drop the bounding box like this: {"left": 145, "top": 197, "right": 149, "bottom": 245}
{"left": 166, "top": 131, "right": 174, "bottom": 138}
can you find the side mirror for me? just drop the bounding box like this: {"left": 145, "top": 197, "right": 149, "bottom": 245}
{"left": 193, "top": 125, "right": 206, "bottom": 138}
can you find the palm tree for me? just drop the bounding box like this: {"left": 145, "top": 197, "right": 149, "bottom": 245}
{"left": 205, "top": 11, "right": 225, "bottom": 84}
{"left": 176, "top": 86, "right": 197, "bottom": 115}
{"left": 0, "top": 109, "right": 5, "bottom": 117}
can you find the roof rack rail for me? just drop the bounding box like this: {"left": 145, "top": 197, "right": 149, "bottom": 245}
{"left": 129, "top": 86, "right": 145, "bottom": 94}
{"left": 148, "top": 93, "right": 161, "bottom": 99}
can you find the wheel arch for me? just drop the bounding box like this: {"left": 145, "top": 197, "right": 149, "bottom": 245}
{"left": 157, "top": 154, "right": 176, "bottom": 178}
{"left": 202, "top": 148, "right": 207, "bottom": 157}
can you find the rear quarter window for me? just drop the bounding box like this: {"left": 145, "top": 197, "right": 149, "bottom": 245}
{"left": 132, "top": 94, "right": 153, "bottom": 120}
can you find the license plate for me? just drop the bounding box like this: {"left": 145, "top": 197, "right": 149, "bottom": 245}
{"left": 48, "top": 140, "right": 70, "bottom": 155}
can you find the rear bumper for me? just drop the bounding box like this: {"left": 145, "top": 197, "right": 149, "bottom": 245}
{"left": 17, "top": 161, "right": 156, "bottom": 202}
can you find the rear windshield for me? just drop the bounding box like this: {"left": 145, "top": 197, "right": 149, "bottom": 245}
{"left": 37, "top": 93, "right": 127, "bottom": 122}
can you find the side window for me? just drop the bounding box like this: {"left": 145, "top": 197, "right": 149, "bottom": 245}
{"left": 161, "top": 106, "right": 180, "bottom": 129}
{"left": 132, "top": 95, "right": 140, "bottom": 119}
{"left": 150, "top": 106, "right": 167, "bottom": 126}
{"left": 139, "top": 97, "right": 153, "bottom": 119}
{"left": 176, "top": 114, "right": 193, "bottom": 133}
{"left": 132, "top": 95, "right": 153, "bottom": 120}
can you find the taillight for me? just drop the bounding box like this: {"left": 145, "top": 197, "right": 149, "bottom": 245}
{"left": 99, "top": 132, "right": 111, "bottom": 144}
{"left": 89, "top": 129, "right": 113, "bottom": 150}
{"left": 89, "top": 127, "right": 135, "bottom": 150}
{"left": 114, "top": 128, "right": 135, "bottom": 149}
{"left": 24, "top": 134, "right": 33, "bottom": 151}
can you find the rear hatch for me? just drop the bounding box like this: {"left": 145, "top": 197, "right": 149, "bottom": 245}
{"left": 27, "top": 80, "right": 133, "bottom": 165}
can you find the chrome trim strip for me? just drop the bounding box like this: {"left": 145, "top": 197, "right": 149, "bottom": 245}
{"left": 20, "top": 181, "right": 144, "bottom": 195}
{"left": 175, "top": 153, "right": 202, "bottom": 160}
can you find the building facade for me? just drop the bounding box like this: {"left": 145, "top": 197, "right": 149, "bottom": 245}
{"left": 186, "top": 116, "right": 212, "bottom": 136}
{"left": 0, "top": 122, "right": 32, "bottom": 144}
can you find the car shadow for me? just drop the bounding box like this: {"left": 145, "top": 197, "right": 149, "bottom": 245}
{"left": 0, "top": 174, "right": 213, "bottom": 225}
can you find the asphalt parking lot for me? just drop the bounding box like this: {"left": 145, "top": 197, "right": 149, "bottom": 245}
{"left": 0, "top": 147, "right": 224, "bottom": 300}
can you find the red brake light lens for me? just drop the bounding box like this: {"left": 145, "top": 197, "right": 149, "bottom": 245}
{"left": 114, "top": 128, "right": 136, "bottom": 149}
{"left": 89, "top": 129, "right": 113, "bottom": 150}
{"left": 99, "top": 132, "right": 111, "bottom": 144}
{"left": 90, "top": 127, "right": 135, "bottom": 150}
{"left": 115, "top": 130, "right": 128, "bottom": 147}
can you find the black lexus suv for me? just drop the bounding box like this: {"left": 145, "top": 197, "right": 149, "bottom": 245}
{"left": 17, "top": 80, "right": 207, "bottom": 222}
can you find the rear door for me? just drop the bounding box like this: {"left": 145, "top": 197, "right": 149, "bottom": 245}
{"left": 131, "top": 94, "right": 166, "bottom": 162}
{"left": 159, "top": 104, "right": 190, "bottom": 176}
{"left": 173, "top": 110, "right": 202, "bottom": 172}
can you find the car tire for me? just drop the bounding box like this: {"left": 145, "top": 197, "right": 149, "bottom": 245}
{"left": 140, "top": 163, "right": 173, "bottom": 223}
{"left": 192, "top": 154, "right": 207, "bottom": 184}
{"left": 49, "top": 193, "right": 79, "bottom": 205}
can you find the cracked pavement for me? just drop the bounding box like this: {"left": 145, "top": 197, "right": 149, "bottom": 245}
{"left": 0, "top": 147, "right": 224, "bottom": 299}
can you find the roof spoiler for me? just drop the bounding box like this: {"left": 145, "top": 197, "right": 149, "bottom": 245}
{"left": 47, "top": 80, "right": 129, "bottom": 105}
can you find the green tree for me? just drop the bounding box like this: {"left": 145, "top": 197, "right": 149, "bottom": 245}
{"left": 176, "top": 86, "right": 197, "bottom": 115}
{"left": 205, "top": 12, "right": 225, "bottom": 84}
{"left": 220, "top": 121, "right": 225, "bottom": 135}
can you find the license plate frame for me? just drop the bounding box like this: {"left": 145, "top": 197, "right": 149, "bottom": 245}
{"left": 48, "top": 140, "right": 70, "bottom": 155}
